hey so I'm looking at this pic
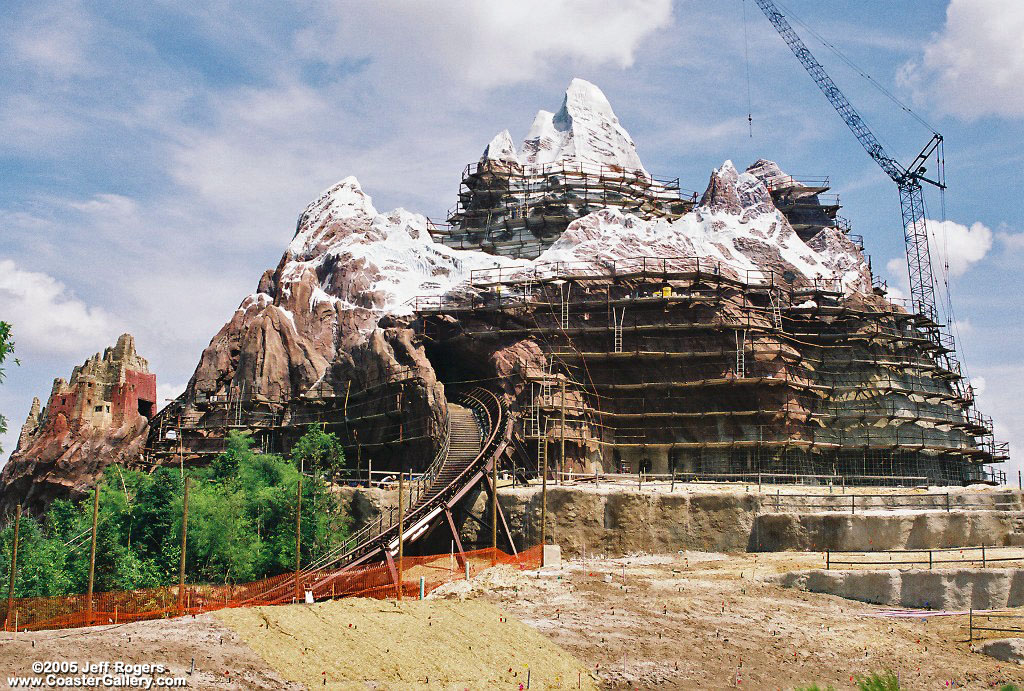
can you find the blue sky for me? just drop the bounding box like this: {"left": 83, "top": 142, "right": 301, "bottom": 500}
{"left": 2, "top": 0, "right": 1021, "bottom": 476}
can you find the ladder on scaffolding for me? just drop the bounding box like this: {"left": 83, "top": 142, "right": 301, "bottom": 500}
{"left": 768, "top": 290, "right": 783, "bottom": 330}
{"left": 529, "top": 382, "right": 541, "bottom": 437}
{"left": 612, "top": 306, "right": 625, "bottom": 353}
{"left": 559, "top": 283, "right": 570, "bottom": 331}
{"left": 537, "top": 419, "right": 548, "bottom": 476}
{"left": 735, "top": 329, "right": 747, "bottom": 378}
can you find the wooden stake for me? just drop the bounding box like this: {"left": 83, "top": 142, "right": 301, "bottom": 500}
{"left": 559, "top": 379, "right": 566, "bottom": 486}
{"left": 87, "top": 487, "right": 100, "bottom": 624}
{"left": 541, "top": 435, "right": 548, "bottom": 548}
{"left": 4, "top": 504, "right": 21, "bottom": 631}
{"left": 295, "top": 476, "right": 302, "bottom": 602}
{"left": 397, "top": 471, "right": 404, "bottom": 601}
{"left": 177, "top": 477, "right": 190, "bottom": 616}
{"left": 491, "top": 458, "right": 498, "bottom": 563}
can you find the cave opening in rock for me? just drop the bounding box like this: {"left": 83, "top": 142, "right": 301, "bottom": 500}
{"left": 424, "top": 340, "right": 494, "bottom": 393}
{"left": 137, "top": 399, "right": 155, "bottom": 419}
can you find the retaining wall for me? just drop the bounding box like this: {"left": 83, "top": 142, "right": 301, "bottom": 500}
{"left": 772, "top": 568, "right": 1024, "bottom": 610}
{"left": 338, "top": 484, "right": 1024, "bottom": 558}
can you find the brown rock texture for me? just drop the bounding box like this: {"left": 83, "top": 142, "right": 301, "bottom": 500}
{"left": 0, "top": 334, "right": 156, "bottom": 515}
{"left": 151, "top": 179, "right": 471, "bottom": 470}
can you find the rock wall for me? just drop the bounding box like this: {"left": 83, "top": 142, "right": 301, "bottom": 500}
{"left": 471, "top": 487, "right": 1024, "bottom": 557}
{"left": 754, "top": 510, "right": 1024, "bottom": 552}
{"left": 772, "top": 568, "right": 1024, "bottom": 610}
{"left": 332, "top": 484, "right": 1024, "bottom": 558}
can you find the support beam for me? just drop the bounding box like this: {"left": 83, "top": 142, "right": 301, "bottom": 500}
{"left": 445, "top": 509, "right": 467, "bottom": 569}
{"left": 480, "top": 469, "right": 518, "bottom": 556}
{"left": 384, "top": 551, "right": 399, "bottom": 597}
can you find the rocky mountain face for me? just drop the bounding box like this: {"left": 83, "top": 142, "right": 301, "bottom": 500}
{"left": 157, "top": 178, "right": 525, "bottom": 469}
{"left": 151, "top": 78, "right": 876, "bottom": 475}
{"left": 537, "top": 159, "right": 870, "bottom": 293}
{"left": 0, "top": 334, "right": 156, "bottom": 514}
{"left": 510, "top": 77, "right": 648, "bottom": 174}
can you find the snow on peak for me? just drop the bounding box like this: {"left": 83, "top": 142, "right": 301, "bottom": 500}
{"left": 482, "top": 129, "right": 519, "bottom": 164}
{"left": 530, "top": 158, "right": 871, "bottom": 293}
{"left": 485, "top": 78, "right": 648, "bottom": 175}
{"left": 272, "top": 175, "right": 528, "bottom": 319}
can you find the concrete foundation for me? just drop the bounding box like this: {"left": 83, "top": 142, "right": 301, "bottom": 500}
{"left": 772, "top": 568, "right": 1024, "bottom": 610}
{"left": 338, "top": 484, "right": 1024, "bottom": 558}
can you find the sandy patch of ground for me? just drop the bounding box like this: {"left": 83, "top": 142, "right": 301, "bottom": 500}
{"left": 433, "top": 551, "right": 1024, "bottom": 689}
{"left": 215, "top": 597, "right": 596, "bottom": 689}
{"left": 0, "top": 614, "right": 297, "bottom": 689}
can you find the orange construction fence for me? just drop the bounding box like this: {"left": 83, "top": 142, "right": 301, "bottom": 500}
{"left": 1, "top": 545, "right": 543, "bottom": 633}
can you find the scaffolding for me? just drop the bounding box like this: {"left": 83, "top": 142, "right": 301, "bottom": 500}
{"left": 431, "top": 160, "right": 698, "bottom": 259}
{"left": 146, "top": 365, "right": 443, "bottom": 474}
{"left": 414, "top": 256, "right": 1007, "bottom": 486}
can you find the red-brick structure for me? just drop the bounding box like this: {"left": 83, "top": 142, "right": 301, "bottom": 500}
{"left": 0, "top": 334, "right": 157, "bottom": 514}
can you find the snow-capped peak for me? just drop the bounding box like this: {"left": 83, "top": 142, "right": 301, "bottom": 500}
{"left": 482, "top": 129, "right": 519, "bottom": 164}
{"left": 485, "top": 78, "right": 648, "bottom": 176}
{"left": 290, "top": 176, "right": 377, "bottom": 256}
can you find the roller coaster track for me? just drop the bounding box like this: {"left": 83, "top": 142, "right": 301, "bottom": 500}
{"left": 251, "top": 387, "right": 515, "bottom": 605}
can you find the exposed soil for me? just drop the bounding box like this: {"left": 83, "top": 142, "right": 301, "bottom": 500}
{"left": 214, "top": 598, "right": 595, "bottom": 689}
{"left": 5, "top": 550, "right": 1022, "bottom": 689}
{"left": 431, "top": 552, "right": 1024, "bottom": 689}
{"left": 0, "top": 613, "right": 298, "bottom": 689}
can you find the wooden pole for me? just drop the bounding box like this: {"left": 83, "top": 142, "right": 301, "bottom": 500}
{"left": 559, "top": 379, "right": 566, "bottom": 486}
{"left": 177, "top": 477, "right": 189, "bottom": 616}
{"left": 87, "top": 487, "right": 100, "bottom": 624}
{"left": 397, "top": 471, "right": 405, "bottom": 601}
{"left": 541, "top": 432, "right": 548, "bottom": 548}
{"left": 491, "top": 458, "right": 498, "bottom": 563}
{"left": 4, "top": 504, "right": 21, "bottom": 631}
{"left": 294, "top": 476, "right": 302, "bottom": 602}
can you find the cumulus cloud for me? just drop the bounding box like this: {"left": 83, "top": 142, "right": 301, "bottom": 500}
{"left": 884, "top": 218, "right": 992, "bottom": 299}
{"left": 997, "top": 229, "right": 1024, "bottom": 252}
{"left": 900, "top": 0, "right": 1024, "bottom": 120}
{"left": 925, "top": 219, "right": 993, "bottom": 278}
{"left": 0, "top": 258, "right": 121, "bottom": 356}
{"left": 304, "top": 0, "right": 673, "bottom": 88}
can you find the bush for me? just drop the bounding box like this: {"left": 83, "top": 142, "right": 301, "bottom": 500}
{"left": 0, "top": 428, "right": 351, "bottom": 596}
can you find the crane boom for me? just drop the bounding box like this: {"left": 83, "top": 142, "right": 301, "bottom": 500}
{"left": 753, "top": 0, "right": 944, "bottom": 328}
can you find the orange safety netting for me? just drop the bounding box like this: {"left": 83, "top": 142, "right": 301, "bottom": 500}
{"left": 1, "top": 545, "right": 543, "bottom": 633}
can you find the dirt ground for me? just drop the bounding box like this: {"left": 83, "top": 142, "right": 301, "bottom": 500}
{"left": 0, "top": 613, "right": 299, "bottom": 689}
{"left": 4, "top": 551, "right": 1023, "bottom": 689}
{"left": 431, "top": 552, "right": 1024, "bottom": 689}
{"left": 215, "top": 597, "right": 594, "bottom": 689}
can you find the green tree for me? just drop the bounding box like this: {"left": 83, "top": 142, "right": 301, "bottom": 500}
{"left": 0, "top": 321, "right": 17, "bottom": 456}
{"left": 290, "top": 425, "right": 346, "bottom": 477}
{"left": 1, "top": 430, "right": 351, "bottom": 598}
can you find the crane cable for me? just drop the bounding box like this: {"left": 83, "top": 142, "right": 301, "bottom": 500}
{"left": 742, "top": 0, "right": 754, "bottom": 137}
{"left": 773, "top": 0, "right": 937, "bottom": 135}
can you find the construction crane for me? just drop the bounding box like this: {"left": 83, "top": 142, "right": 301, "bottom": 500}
{"left": 752, "top": 1, "right": 954, "bottom": 366}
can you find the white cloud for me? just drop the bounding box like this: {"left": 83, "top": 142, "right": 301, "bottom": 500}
{"left": 926, "top": 219, "right": 993, "bottom": 278}
{"left": 900, "top": 0, "right": 1024, "bottom": 120}
{"left": 0, "top": 258, "right": 121, "bottom": 356}
{"left": 885, "top": 219, "right": 992, "bottom": 306}
{"left": 997, "top": 230, "right": 1024, "bottom": 252}
{"left": 884, "top": 257, "right": 910, "bottom": 300}
{"left": 971, "top": 365, "right": 1024, "bottom": 480}
{"left": 304, "top": 0, "right": 673, "bottom": 88}
{"left": 951, "top": 319, "right": 974, "bottom": 337}
{"left": 157, "top": 382, "right": 186, "bottom": 408}
{"left": 5, "top": 3, "right": 94, "bottom": 78}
